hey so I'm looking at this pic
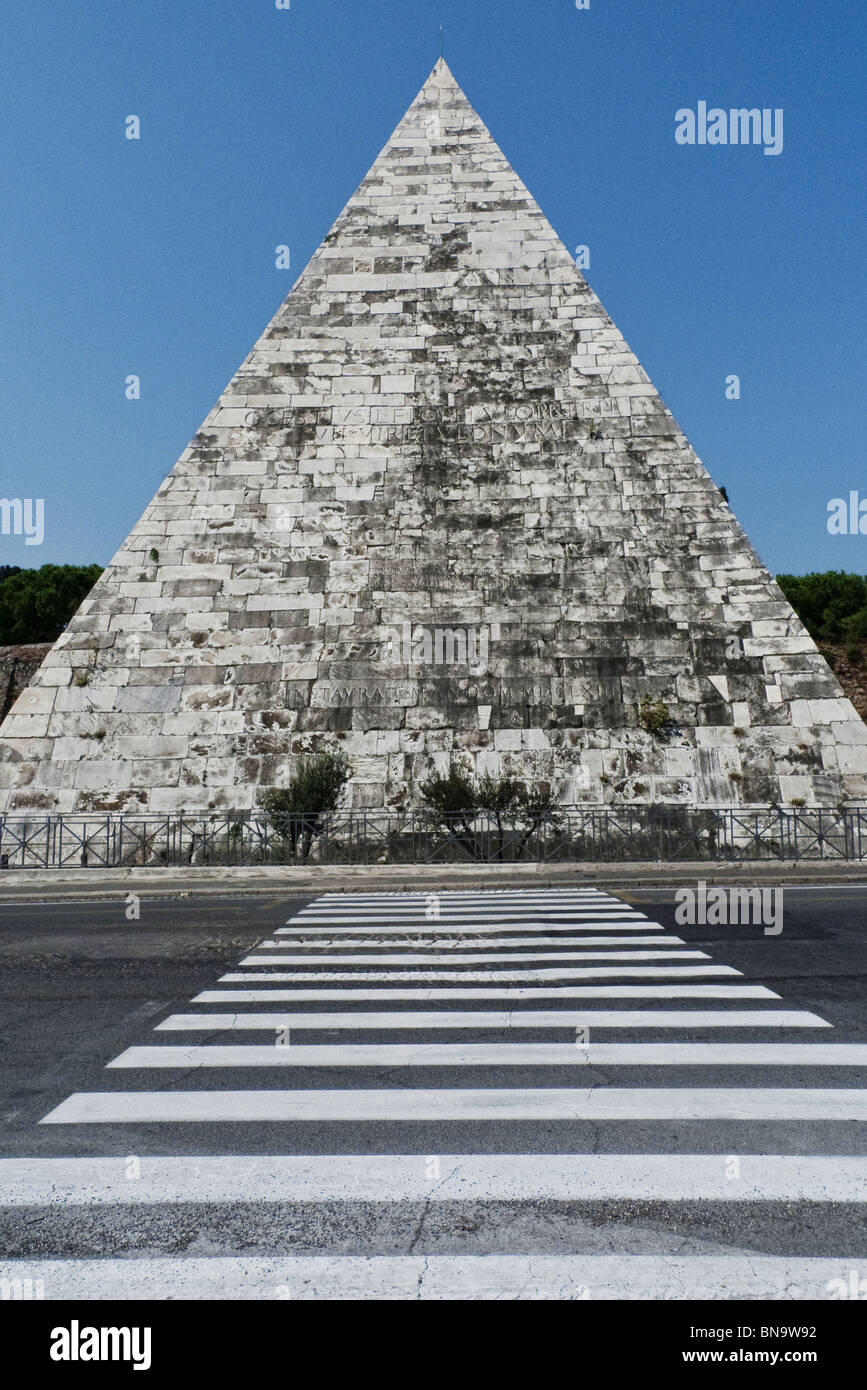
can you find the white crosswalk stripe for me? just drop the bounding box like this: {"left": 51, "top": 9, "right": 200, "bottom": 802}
{"left": 275, "top": 921, "right": 669, "bottom": 935}
{"left": 240, "top": 946, "right": 697, "bottom": 963}
{"left": 258, "top": 935, "right": 679, "bottom": 947}
{"left": 107, "top": 1042, "right": 867, "bottom": 1069}
{"left": 2, "top": 1153, "right": 864, "bottom": 1202}
{"left": 220, "top": 964, "right": 735, "bottom": 982}
{"left": 8, "top": 888, "right": 865, "bottom": 1301}
{"left": 293, "top": 911, "right": 645, "bottom": 922}
{"left": 39, "top": 1087, "right": 867, "bottom": 1124}
{"left": 3, "top": 1253, "right": 857, "bottom": 1301}
{"left": 193, "top": 984, "right": 778, "bottom": 1001}
{"left": 154, "top": 1008, "right": 832, "bottom": 1031}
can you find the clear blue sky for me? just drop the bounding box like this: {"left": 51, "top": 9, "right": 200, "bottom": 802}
{"left": 1, "top": 0, "right": 864, "bottom": 576}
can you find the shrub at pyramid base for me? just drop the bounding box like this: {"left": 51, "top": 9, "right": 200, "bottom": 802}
{"left": 1, "top": 60, "right": 864, "bottom": 815}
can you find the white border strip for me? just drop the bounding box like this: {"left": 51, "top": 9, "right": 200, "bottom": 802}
{"left": 0, "top": 1253, "right": 855, "bottom": 1300}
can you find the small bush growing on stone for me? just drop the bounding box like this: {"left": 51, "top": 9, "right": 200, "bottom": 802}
{"left": 259, "top": 750, "right": 352, "bottom": 861}
{"left": 637, "top": 696, "right": 669, "bottom": 735}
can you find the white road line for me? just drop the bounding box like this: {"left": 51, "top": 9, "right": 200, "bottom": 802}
{"left": 155, "top": 1009, "right": 831, "bottom": 1032}
{"left": 240, "top": 949, "right": 701, "bottom": 966}
{"left": 306, "top": 900, "right": 622, "bottom": 910}
{"left": 309, "top": 901, "right": 621, "bottom": 910}
{"left": 293, "top": 912, "right": 645, "bottom": 922}
{"left": 275, "top": 922, "right": 667, "bottom": 936}
{"left": 2, "top": 1154, "right": 864, "bottom": 1205}
{"left": 107, "top": 1042, "right": 867, "bottom": 1069}
{"left": 300, "top": 906, "right": 625, "bottom": 916}
{"left": 313, "top": 892, "right": 616, "bottom": 902}
{"left": 258, "top": 935, "right": 682, "bottom": 949}
{"left": 298, "top": 899, "right": 630, "bottom": 908}
{"left": 194, "top": 985, "right": 777, "bottom": 1003}
{"left": 39, "top": 1087, "right": 867, "bottom": 1124}
{"left": 307, "top": 890, "right": 625, "bottom": 896}
{"left": 221, "top": 966, "right": 735, "bottom": 985}
{"left": 296, "top": 903, "right": 642, "bottom": 912}
{"left": 2, "top": 1253, "right": 855, "bottom": 1300}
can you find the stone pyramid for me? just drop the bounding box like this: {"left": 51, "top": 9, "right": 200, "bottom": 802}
{"left": 2, "top": 58, "right": 865, "bottom": 815}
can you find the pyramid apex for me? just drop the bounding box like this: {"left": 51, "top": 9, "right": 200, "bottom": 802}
{"left": 427, "top": 55, "right": 460, "bottom": 88}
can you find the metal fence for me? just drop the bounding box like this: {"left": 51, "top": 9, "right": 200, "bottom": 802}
{"left": 1, "top": 806, "right": 867, "bottom": 868}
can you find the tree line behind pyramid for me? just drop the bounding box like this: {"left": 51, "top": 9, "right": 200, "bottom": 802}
{"left": 0, "top": 60, "right": 863, "bottom": 814}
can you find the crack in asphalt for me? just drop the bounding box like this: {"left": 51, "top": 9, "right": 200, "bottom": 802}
{"left": 415, "top": 1256, "right": 431, "bottom": 1299}
{"left": 407, "top": 1163, "right": 462, "bottom": 1256}
{"left": 152, "top": 1059, "right": 205, "bottom": 1093}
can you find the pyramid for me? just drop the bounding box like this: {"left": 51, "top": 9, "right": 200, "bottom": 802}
{"left": 2, "top": 59, "right": 865, "bottom": 815}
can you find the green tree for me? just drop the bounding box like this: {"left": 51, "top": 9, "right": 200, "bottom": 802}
{"left": 842, "top": 609, "right": 867, "bottom": 646}
{"left": 776, "top": 571, "right": 867, "bottom": 645}
{"left": 420, "top": 759, "right": 477, "bottom": 819}
{"left": 419, "top": 759, "right": 558, "bottom": 859}
{"left": 0, "top": 564, "right": 103, "bottom": 644}
{"left": 259, "top": 750, "right": 352, "bottom": 862}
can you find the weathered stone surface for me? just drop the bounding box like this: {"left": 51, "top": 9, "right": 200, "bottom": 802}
{"left": 0, "top": 59, "right": 863, "bottom": 811}
{"left": 0, "top": 644, "right": 51, "bottom": 723}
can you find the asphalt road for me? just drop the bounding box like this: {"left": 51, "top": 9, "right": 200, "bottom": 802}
{"left": 1, "top": 883, "right": 866, "bottom": 1299}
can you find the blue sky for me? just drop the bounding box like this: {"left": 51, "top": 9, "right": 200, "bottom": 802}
{"left": 1, "top": 0, "right": 864, "bottom": 576}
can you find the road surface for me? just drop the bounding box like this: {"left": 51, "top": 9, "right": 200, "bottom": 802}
{"left": 1, "top": 883, "right": 866, "bottom": 1300}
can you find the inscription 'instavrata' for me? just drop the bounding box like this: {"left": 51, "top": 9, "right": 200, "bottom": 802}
{"left": 416, "top": 401, "right": 583, "bottom": 425}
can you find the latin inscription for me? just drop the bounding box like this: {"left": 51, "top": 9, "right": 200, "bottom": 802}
{"left": 288, "top": 677, "right": 606, "bottom": 709}
{"left": 242, "top": 398, "right": 621, "bottom": 445}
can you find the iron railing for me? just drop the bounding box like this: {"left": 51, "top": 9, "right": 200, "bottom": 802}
{"left": 1, "top": 807, "right": 866, "bottom": 868}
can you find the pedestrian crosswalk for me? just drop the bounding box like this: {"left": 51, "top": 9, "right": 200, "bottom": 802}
{"left": 2, "top": 887, "right": 866, "bottom": 1300}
